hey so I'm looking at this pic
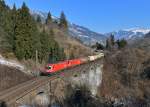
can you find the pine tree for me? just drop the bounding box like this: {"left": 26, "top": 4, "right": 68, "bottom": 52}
{"left": 0, "top": 0, "right": 6, "bottom": 10}
{"left": 110, "top": 34, "right": 115, "bottom": 46}
{"left": 53, "top": 42, "right": 60, "bottom": 62}
{"left": 106, "top": 34, "right": 115, "bottom": 50}
{"left": 39, "top": 30, "right": 49, "bottom": 62}
{"left": 45, "top": 11, "right": 52, "bottom": 25}
{"left": 14, "top": 2, "right": 38, "bottom": 60}
{"left": 59, "top": 11, "right": 68, "bottom": 29}
{"left": 0, "top": 26, "right": 10, "bottom": 53}
{"left": 0, "top": 0, "right": 14, "bottom": 52}
{"left": 95, "top": 42, "right": 104, "bottom": 50}
{"left": 11, "top": 4, "right": 17, "bottom": 51}
{"left": 117, "top": 39, "right": 127, "bottom": 49}
{"left": 38, "top": 29, "right": 58, "bottom": 63}
{"left": 0, "top": 1, "right": 66, "bottom": 62}
{"left": 0, "top": 0, "right": 11, "bottom": 27}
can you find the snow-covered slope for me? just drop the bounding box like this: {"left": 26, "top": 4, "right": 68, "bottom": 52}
{"left": 30, "top": 10, "right": 106, "bottom": 45}
{"left": 0, "top": 55, "right": 24, "bottom": 71}
{"left": 69, "top": 24, "right": 106, "bottom": 45}
{"left": 106, "top": 28, "right": 150, "bottom": 40}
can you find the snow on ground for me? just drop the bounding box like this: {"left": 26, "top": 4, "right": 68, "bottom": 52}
{"left": 0, "top": 55, "right": 24, "bottom": 71}
{"left": 125, "top": 28, "right": 150, "bottom": 34}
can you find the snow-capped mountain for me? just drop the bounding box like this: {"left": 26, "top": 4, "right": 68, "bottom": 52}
{"left": 30, "top": 10, "right": 150, "bottom": 45}
{"left": 30, "top": 10, "right": 59, "bottom": 21}
{"left": 30, "top": 10, "right": 47, "bottom": 19}
{"left": 69, "top": 24, "right": 106, "bottom": 45}
{"left": 106, "top": 28, "right": 150, "bottom": 40}
{"left": 30, "top": 10, "right": 106, "bottom": 45}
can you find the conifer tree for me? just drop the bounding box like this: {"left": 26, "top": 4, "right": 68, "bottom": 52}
{"left": 110, "top": 34, "right": 115, "bottom": 46}
{"left": 59, "top": 11, "right": 68, "bottom": 29}
{"left": 46, "top": 11, "right": 52, "bottom": 25}
{"left": 53, "top": 42, "right": 59, "bottom": 62}
{"left": 117, "top": 39, "right": 127, "bottom": 49}
{"left": 95, "top": 42, "right": 104, "bottom": 50}
{"left": 106, "top": 34, "right": 115, "bottom": 50}
{"left": 14, "top": 2, "right": 38, "bottom": 60}
{"left": 39, "top": 29, "right": 49, "bottom": 62}
{"left": 11, "top": 4, "right": 17, "bottom": 51}
{"left": 0, "top": 0, "right": 14, "bottom": 52}
{"left": 0, "top": 0, "right": 6, "bottom": 10}
{"left": 0, "top": 1, "right": 66, "bottom": 63}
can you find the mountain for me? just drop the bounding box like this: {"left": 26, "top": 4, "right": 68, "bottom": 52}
{"left": 130, "top": 32, "right": 150, "bottom": 52}
{"left": 30, "top": 10, "right": 59, "bottom": 22}
{"left": 30, "top": 10, "right": 93, "bottom": 57}
{"left": 106, "top": 28, "right": 150, "bottom": 40}
{"left": 68, "top": 24, "right": 106, "bottom": 45}
{"left": 30, "top": 10, "right": 106, "bottom": 45}
{"left": 30, "top": 10, "right": 150, "bottom": 45}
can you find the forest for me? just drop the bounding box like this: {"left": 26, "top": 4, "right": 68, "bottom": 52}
{"left": 0, "top": 0, "right": 67, "bottom": 63}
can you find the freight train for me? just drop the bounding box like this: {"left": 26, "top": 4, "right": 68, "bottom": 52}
{"left": 41, "top": 53, "right": 104, "bottom": 75}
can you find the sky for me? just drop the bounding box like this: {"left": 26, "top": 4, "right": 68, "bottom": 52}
{"left": 5, "top": 0, "right": 150, "bottom": 33}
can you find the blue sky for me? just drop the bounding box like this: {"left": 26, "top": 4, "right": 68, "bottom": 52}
{"left": 5, "top": 0, "right": 150, "bottom": 33}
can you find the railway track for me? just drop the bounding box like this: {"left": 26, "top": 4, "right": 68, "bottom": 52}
{"left": 0, "top": 77, "right": 56, "bottom": 106}
{"left": 0, "top": 59, "right": 103, "bottom": 106}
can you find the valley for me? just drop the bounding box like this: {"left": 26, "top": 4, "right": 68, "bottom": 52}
{"left": 0, "top": 0, "right": 150, "bottom": 107}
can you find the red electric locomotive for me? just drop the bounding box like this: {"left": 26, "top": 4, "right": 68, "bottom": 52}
{"left": 41, "top": 59, "right": 82, "bottom": 74}
{"left": 41, "top": 53, "right": 104, "bottom": 75}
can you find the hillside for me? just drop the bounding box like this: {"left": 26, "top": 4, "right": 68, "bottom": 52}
{"left": 0, "top": 64, "right": 32, "bottom": 91}
{"left": 31, "top": 10, "right": 106, "bottom": 45}
{"left": 0, "top": 1, "right": 92, "bottom": 64}
{"left": 37, "top": 22, "right": 93, "bottom": 59}
{"left": 53, "top": 29, "right": 93, "bottom": 58}
{"left": 68, "top": 24, "right": 106, "bottom": 45}
{"left": 99, "top": 33, "right": 150, "bottom": 106}
{"left": 91, "top": 30, "right": 150, "bottom": 106}
{"left": 0, "top": 54, "right": 32, "bottom": 91}
{"left": 131, "top": 32, "right": 150, "bottom": 52}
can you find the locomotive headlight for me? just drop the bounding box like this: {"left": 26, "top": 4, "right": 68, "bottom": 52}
{"left": 47, "top": 66, "right": 52, "bottom": 70}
